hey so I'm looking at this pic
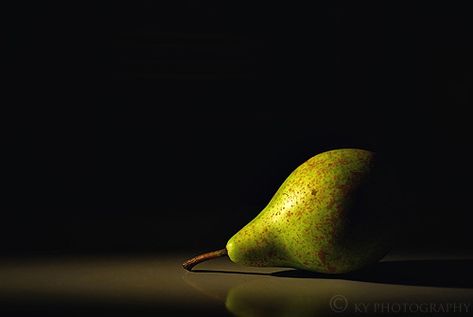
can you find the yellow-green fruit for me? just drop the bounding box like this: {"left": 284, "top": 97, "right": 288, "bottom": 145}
{"left": 226, "top": 148, "right": 398, "bottom": 273}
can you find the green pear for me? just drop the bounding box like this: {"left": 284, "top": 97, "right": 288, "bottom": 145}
{"left": 183, "top": 148, "right": 399, "bottom": 273}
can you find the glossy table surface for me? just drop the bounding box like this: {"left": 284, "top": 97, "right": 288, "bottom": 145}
{"left": 1, "top": 253, "right": 472, "bottom": 316}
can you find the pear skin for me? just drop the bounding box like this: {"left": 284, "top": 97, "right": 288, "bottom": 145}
{"left": 226, "top": 148, "right": 397, "bottom": 273}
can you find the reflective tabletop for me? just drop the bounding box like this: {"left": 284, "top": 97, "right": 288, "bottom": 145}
{"left": 1, "top": 253, "right": 472, "bottom": 316}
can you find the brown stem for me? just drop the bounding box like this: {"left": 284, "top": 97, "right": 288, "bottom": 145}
{"left": 182, "top": 248, "right": 228, "bottom": 271}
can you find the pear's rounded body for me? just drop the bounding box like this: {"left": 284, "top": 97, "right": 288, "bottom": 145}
{"left": 226, "top": 148, "right": 398, "bottom": 273}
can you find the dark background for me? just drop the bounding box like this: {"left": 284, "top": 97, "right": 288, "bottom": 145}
{"left": 6, "top": 2, "right": 472, "bottom": 256}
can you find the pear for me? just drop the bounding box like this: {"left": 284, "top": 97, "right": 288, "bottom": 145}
{"left": 183, "top": 148, "right": 399, "bottom": 273}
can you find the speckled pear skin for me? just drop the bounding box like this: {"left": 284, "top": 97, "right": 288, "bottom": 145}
{"left": 226, "top": 148, "right": 397, "bottom": 274}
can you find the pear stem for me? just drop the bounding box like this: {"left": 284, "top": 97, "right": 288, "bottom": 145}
{"left": 182, "top": 248, "right": 228, "bottom": 271}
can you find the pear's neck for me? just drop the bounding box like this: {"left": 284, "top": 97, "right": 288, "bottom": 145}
{"left": 226, "top": 211, "right": 287, "bottom": 267}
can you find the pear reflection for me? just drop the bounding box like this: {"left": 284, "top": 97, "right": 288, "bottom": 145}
{"left": 224, "top": 275, "right": 472, "bottom": 316}
{"left": 225, "top": 278, "right": 341, "bottom": 316}
{"left": 183, "top": 259, "right": 473, "bottom": 317}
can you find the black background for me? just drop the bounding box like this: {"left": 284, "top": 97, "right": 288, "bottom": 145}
{"left": 5, "top": 2, "right": 472, "bottom": 256}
